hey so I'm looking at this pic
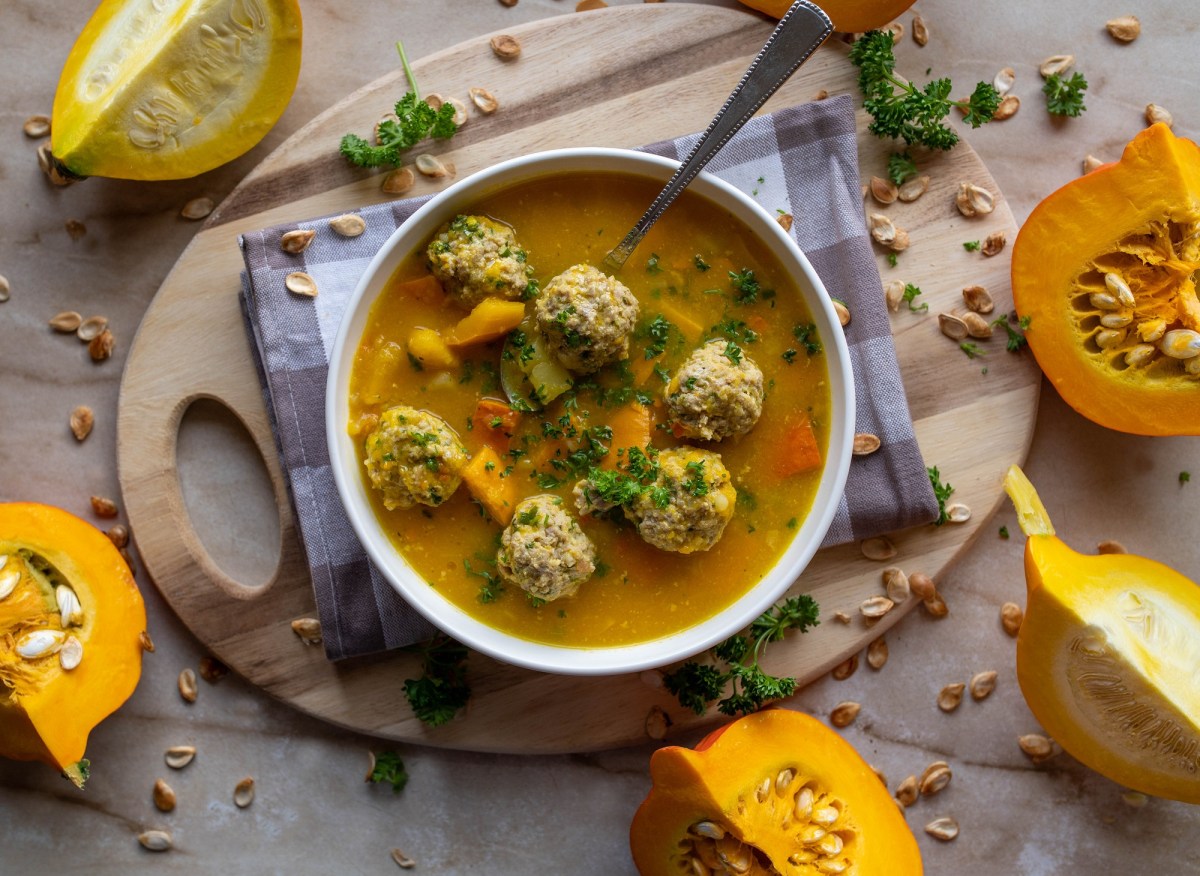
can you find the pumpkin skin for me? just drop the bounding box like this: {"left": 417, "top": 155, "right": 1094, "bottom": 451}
{"left": 737, "top": 0, "right": 916, "bottom": 32}
{"left": 0, "top": 503, "right": 146, "bottom": 788}
{"left": 50, "top": 0, "right": 303, "bottom": 181}
{"left": 629, "top": 709, "right": 922, "bottom": 875}
{"left": 1004, "top": 466, "right": 1200, "bottom": 804}
{"left": 1011, "top": 124, "right": 1200, "bottom": 435}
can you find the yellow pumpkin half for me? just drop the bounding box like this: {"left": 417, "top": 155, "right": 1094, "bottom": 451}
{"left": 1011, "top": 124, "right": 1200, "bottom": 435}
{"left": 737, "top": 0, "right": 916, "bottom": 32}
{"left": 1005, "top": 467, "right": 1200, "bottom": 804}
{"left": 0, "top": 503, "right": 147, "bottom": 787}
{"left": 630, "top": 709, "right": 922, "bottom": 875}
{"left": 50, "top": 0, "right": 303, "bottom": 181}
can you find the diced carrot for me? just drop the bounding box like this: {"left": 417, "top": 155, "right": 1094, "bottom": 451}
{"left": 394, "top": 274, "right": 445, "bottom": 306}
{"left": 471, "top": 398, "right": 521, "bottom": 452}
{"left": 774, "top": 414, "right": 823, "bottom": 478}
{"left": 602, "top": 403, "right": 651, "bottom": 470}
{"left": 462, "top": 445, "right": 517, "bottom": 525}
{"left": 445, "top": 298, "right": 527, "bottom": 347}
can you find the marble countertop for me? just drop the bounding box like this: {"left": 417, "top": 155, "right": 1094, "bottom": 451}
{"left": 2, "top": 1, "right": 1197, "bottom": 872}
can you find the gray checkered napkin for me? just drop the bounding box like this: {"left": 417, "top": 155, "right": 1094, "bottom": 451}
{"left": 239, "top": 94, "right": 939, "bottom": 661}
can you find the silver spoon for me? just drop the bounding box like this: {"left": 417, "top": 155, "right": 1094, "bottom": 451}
{"left": 602, "top": 1, "right": 833, "bottom": 273}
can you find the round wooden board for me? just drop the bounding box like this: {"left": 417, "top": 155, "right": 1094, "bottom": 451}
{"left": 118, "top": 5, "right": 1038, "bottom": 753}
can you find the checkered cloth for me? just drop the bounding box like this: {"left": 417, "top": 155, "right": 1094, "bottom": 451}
{"left": 240, "top": 94, "right": 939, "bottom": 661}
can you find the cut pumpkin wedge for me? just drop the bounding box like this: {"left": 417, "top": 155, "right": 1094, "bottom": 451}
{"left": 50, "top": 0, "right": 302, "bottom": 181}
{"left": 1005, "top": 465, "right": 1200, "bottom": 803}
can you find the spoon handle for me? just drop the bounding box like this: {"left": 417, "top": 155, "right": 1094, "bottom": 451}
{"left": 603, "top": 1, "right": 833, "bottom": 272}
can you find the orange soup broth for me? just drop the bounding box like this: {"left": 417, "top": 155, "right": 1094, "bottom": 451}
{"left": 348, "top": 172, "right": 832, "bottom": 647}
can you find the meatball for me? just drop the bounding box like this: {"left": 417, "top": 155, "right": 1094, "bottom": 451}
{"left": 496, "top": 495, "right": 596, "bottom": 602}
{"left": 625, "top": 447, "right": 736, "bottom": 554}
{"left": 426, "top": 214, "right": 533, "bottom": 309}
{"left": 363, "top": 406, "right": 467, "bottom": 510}
{"left": 665, "top": 339, "right": 764, "bottom": 441}
{"left": 534, "top": 264, "right": 639, "bottom": 373}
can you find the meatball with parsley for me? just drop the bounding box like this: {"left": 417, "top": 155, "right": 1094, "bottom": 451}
{"left": 624, "top": 447, "right": 737, "bottom": 554}
{"left": 534, "top": 264, "right": 639, "bottom": 373}
{"left": 665, "top": 339, "right": 764, "bottom": 442}
{"left": 497, "top": 494, "right": 597, "bottom": 602}
{"left": 364, "top": 406, "right": 468, "bottom": 510}
{"left": 426, "top": 214, "right": 535, "bottom": 309}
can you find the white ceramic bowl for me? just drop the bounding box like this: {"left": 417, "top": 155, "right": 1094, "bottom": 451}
{"left": 327, "top": 148, "right": 855, "bottom": 676}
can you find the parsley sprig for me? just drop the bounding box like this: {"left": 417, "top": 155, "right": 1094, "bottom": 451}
{"left": 849, "top": 31, "right": 1001, "bottom": 149}
{"left": 401, "top": 636, "right": 471, "bottom": 726}
{"left": 927, "top": 465, "right": 955, "bottom": 526}
{"left": 339, "top": 41, "right": 458, "bottom": 168}
{"left": 993, "top": 314, "right": 1032, "bottom": 351}
{"left": 887, "top": 151, "right": 919, "bottom": 186}
{"left": 367, "top": 751, "right": 409, "bottom": 794}
{"left": 1043, "top": 72, "right": 1088, "bottom": 117}
{"left": 663, "top": 596, "right": 820, "bottom": 717}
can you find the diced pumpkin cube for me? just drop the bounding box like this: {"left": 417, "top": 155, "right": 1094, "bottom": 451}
{"left": 462, "top": 445, "right": 517, "bottom": 525}
{"left": 471, "top": 398, "right": 522, "bottom": 452}
{"left": 774, "top": 414, "right": 822, "bottom": 478}
{"left": 394, "top": 274, "right": 446, "bottom": 306}
{"left": 407, "top": 327, "right": 459, "bottom": 371}
{"left": 445, "top": 298, "right": 528, "bottom": 347}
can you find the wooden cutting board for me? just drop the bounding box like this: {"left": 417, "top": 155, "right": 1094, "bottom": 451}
{"left": 117, "top": 5, "right": 1038, "bottom": 753}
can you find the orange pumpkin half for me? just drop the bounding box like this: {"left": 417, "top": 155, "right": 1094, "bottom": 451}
{"left": 630, "top": 709, "right": 922, "bottom": 875}
{"left": 1011, "top": 124, "right": 1200, "bottom": 435}
{"left": 736, "top": 0, "right": 916, "bottom": 32}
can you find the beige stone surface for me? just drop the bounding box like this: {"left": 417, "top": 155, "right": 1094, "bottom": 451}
{"left": 1, "top": 1, "right": 1198, "bottom": 873}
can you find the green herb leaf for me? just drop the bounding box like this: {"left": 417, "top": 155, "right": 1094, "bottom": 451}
{"left": 1043, "top": 71, "right": 1088, "bottom": 117}
{"left": 367, "top": 751, "right": 409, "bottom": 794}
{"left": 400, "top": 636, "right": 471, "bottom": 726}
{"left": 1181, "top": 471, "right": 1192, "bottom": 486}
{"left": 887, "top": 150, "right": 919, "bottom": 186}
{"left": 999, "top": 525, "right": 1010, "bottom": 539}
{"left": 902, "top": 283, "right": 929, "bottom": 313}
{"left": 962, "top": 240, "right": 981, "bottom": 252}
{"left": 960, "top": 341, "right": 985, "bottom": 359}
{"left": 928, "top": 465, "right": 955, "bottom": 526}
{"left": 992, "top": 314, "right": 1030, "bottom": 352}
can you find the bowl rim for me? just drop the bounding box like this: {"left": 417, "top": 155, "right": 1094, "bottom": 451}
{"left": 325, "top": 146, "right": 855, "bottom": 676}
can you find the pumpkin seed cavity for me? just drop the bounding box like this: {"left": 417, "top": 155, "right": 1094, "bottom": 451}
{"left": 678, "top": 771, "right": 860, "bottom": 875}
{"left": 0, "top": 549, "right": 84, "bottom": 692}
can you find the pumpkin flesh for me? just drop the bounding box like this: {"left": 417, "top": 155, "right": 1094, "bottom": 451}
{"left": 735, "top": 0, "right": 916, "bottom": 32}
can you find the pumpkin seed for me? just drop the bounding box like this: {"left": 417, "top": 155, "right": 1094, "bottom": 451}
{"left": 691, "top": 821, "right": 727, "bottom": 840}
{"left": 795, "top": 786, "right": 815, "bottom": 819}
{"left": 1039, "top": 54, "right": 1075, "bottom": 78}
{"left": 329, "top": 213, "right": 366, "bottom": 238}
{"left": 56, "top": 584, "right": 83, "bottom": 626}
{"left": 415, "top": 153, "right": 452, "bottom": 178}
{"left": 867, "top": 213, "right": 897, "bottom": 246}
{"left": 180, "top": 197, "right": 214, "bottom": 220}
{"left": 469, "top": 87, "right": 499, "bottom": 114}
{"left": 576, "top": 0, "right": 607, "bottom": 9}
{"left": 1100, "top": 311, "right": 1133, "bottom": 329}
{"left": 955, "top": 182, "right": 994, "bottom": 217}
{"left": 831, "top": 654, "right": 858, "bottom": 680}
{"left": 59, "top": 636, "right": 83, "bottom": 671}
{"left": 1106, "top": 15, "right": 1140, "bottom": 42}
{"left": 1088, "top": 291, "right": 1120, "bottom": 311}
{"left": 91, "top": 496, "right": 118, "bottom": 518}
{"left": 50, "top": 310, "right": 83, "bottom": 332}
{"left": 1137, "top": 318, "right": 1167, "bottom": 342}
{"left": 817, "top": 833, "right": 844, "bottom": 856}
{"left": 65, "top": 219, "right": 87, "bottom": 240}
{"left": 0, "top": 275, "right": 8, "bottom": 303}
{"left": 776, "top": 212, "right": 794, "bottom": 232}
{"left": 993, "top": 67, "right": 1015, "bottom": 96}
{"left": 444, "top": 97, "right": 469, "bottom": 127}
{"left": 1082, "top": 154, "right": 1104, "bottom": 174}
{"left": 153, "top": 778, "right": 176, "bottom": 812}
{"left": 961, "top": 313, "right": 992, "bottom": 339}
{"left": 860, "top": 536, "right": 896, "bottom": 561}
{"left": 860, "top": 595, "right": 895, "bottom": 619}
{"left": 178, "top": 668, "right": 198, "bottom": 703}
{"left": 937, "top": 682, "right": 965, "bottom": 712}
{"left": 23, "top": 114, "right": 51, "bottom": 138}
{"left": 644, "top": 705, "right": 670, "bottom": 740}
{"left": 884, "top": 21, "right": 904, "bottom": 43}
{"left": 285, "top": 271, "right": 318, "bottom": 298}
{"left": 291, "top": 617, "right": 322, "bottom": 644}
{"left": 833, "top": 611, "right": 852, "bottom": 624}
{"left": 17, "top": 630, "right": 65, "bottom": 659}
{"left": 77, "top": 315, "right": 108, "bottom": 341}
{"left": 1097, "top": 539, "right": 1127, "bottom": 555}
{"left": 919, "top": 764, "right": 952, "bottom": 795}
{"left": 867, "top": 636, "right": 888, "bottom": 670}
{"left": 945, "top": 502, "right": 972, "bottom": 523}
{"left": 890, "top": 228, "right": 911, "bottom": 252}
{"left": 962, "top": 285, "right": 993, "bottom": 314}
{"left": 882, "top": 567, "right": 910, "bottom": 603}
{"left": 139, "top": 630, "right": 156, "bottom": 652}
{"left": 829, "top": 701, "right": 861, "bottom": 728}
{"left": 776, "top": 768, "right": 795, "bottom": 792}
{"left": 869, "top": 176, "right": 898, "bottom": 204}
{"left": 812, "top": 89, "right": 829, "bottom": 101}
{"left": 923, "top": 593, "right": 949, "bottom": 618}
{"left": 992, "top": 94, "right": 1020, "bottom": 121}
{"left": 70, "top": 406, "right": 94, "bottom": 441}
{"left": 1160, "top": 329, "right": 1200, "bottom": 359}
{"left": 1018, "top": 733, "right": 1054, "bottom": 761}
{"left": 938, "top": 313, "right": 969, "bottom": 341}
{"left": 89, "top": 328, "right": 115, "bottom": 362}
{"left": 981, "top": 232, "right": 1007, "bottom": 257}
{"left": 391, "top": 848, "right": 417, "bottom": 869}
{"left": 1145, "top": 104, "right": 1173, "bottom": 128}
{"left": 490, "top": 34, "right": 521, "bottom": 60}
{"left": 909, "top": 572, "right": 936, "bottom": 600}
{"left": 165, "top": 746, "right": 196, "bottom": 769}
{"left": 853, "top": 433, "right": 881, "bottom": 456}
{"left": 970, "top": 669, "right": 998, "bottom": 700}
{"left": 911, "top": 13, "right": 928, "bottom": 45}
{"left": 1095, "top": 328, "right": 1127, "bottom": 350}
{"left": 895, "top": 775, "right": 918, "bottom": 807}
{"left": 0, "top": 568, "right": 17, "bottom": 600}
{"left": 199, "top": 655, "right": 229, "bottom": 683}
{"left": 925, "top": 816, "right": 959, "bottom": 841}
{"left": 382, "top": 166, "right": 416, "bottom": 195}
{"left": 280, "top": 229, "right": 316, "bottom": 254}
{"left": 233, "top": 776, "right": 255, "bottom": 808}
{"left": 894, "top": 175, "right": 928, "bottom": 204}
{"left": 1104, "top": 272, "right": 1136, "bottom": 307}
{"left": 832, "top": 299, "right": 851, "bottom": 326}
{"left": 138, "top": 829, "right": 173, "bottom": 852}
{"left": 1000, "top": 602, "right": 1023, "bottom": 637}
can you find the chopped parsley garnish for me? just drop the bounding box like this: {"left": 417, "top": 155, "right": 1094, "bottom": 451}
{"left": 694, "top": 254, "right": 711, "bottom": 272}
{"left": 928, "top": 465, "right": 955, "bottom": 526}
{"left": 729, "top": 268, "right": 771, "bottom": 304}
{"left": 723, "top": 341, "right": 744, "bottom": 365}
{"left": 993, "top": 314, "right": 1032, "bottom": 351}
{"left": 1043, "top": 71, "right": 1088, "bottom": 118}
{"left": 465, "top": 559, "right": 504, "bottom": 603}
{"left": 642, "top": 314, "right": 674, "bottom": 359}
{"left": 781, "top": 349, "right": 798, "bottom": 364}
{"left": 516, "top": 506, "right": 540, "bottom": 525}
{"left": 999, "top": 525, "right": 1010, "bottom": 539}
{"left": 902, "top": 283, "right": 928, "bottom": 313}
{"left": 712, "top": 318, "right": 759, "bottom": 345}
{"left": 646, "top": 253, "right": 663, "bottom": 274}
{"left": 887, "top": 252, "right": 899, "bottom": 268}
{"left": 410, "top": 431, "right": 438, "bottom": 447}
{"left": 367, "top": 751, "right": 409, "bottom": 794}
{"left": 663, "top": 595, "right": 820, "bottom": 716}
{"left": 960, "top": 342, "right": 985, "bottom": 359}
{"left": 887, "top": 150, "right": 919, "bottom": 186}
{"left": 963, "top": 240, "right": 981, "bottom": 252}
{"left": 400, "top": 636, "right": 471, "bottom": 727}
{"left": 682, "top": 460, "right": 709, "bottom": 498}
{"left": 792, "top": 323, "right": 822, "bottom": 355}
{"left": 1181, "top": 471, "right": 1192, "bottom": 486}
